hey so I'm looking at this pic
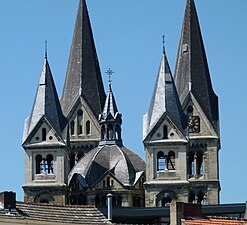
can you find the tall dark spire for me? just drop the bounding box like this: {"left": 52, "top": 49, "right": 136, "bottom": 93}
{"left": 143, "top": 50, "right": 187, "bottom": 140}
{"left": 174, "top": 0, "right": 219, "bottom": 131}
{"left": 60, "top": 0, "right": 106, "bottom": 116}
{"left": 23, "top": 57, "right": 66, "bottom": 142}
{"left": 99, "top": 71, "right": 122, "bottom": 146}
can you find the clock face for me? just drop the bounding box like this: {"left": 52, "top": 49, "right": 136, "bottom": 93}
{"left": 188, "top": 116, "right": 200, "bottom": 133}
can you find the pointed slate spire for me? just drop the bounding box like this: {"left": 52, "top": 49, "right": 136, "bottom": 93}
{"left": 99, "top": 79, "right": 122, "bottom": 146}
{"left": 61, "top": 0, "right": 106, "bottom": 116}
{"left": 144, "top": 50, "right": 187, "bottom": 139}
{"left": 23, "top": 58, "right": 66, "bottom": 141}
{"left": 174, "top": 0, "right": 219, "bottom": 130}
{"left": 101, "top": 83, "right": 118, "bottom": 120}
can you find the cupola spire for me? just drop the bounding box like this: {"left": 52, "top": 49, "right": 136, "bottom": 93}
{"left": 99, "top": 69, "right": 122, "bottom": 146}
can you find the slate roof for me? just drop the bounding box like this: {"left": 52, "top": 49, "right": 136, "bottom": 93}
{"left": 0, "top": 202, "right": 112, "bottom": 225}
{"left": 60, "top": 0, "right": 106, "bottom": 117}
{"left": 144, "top": 50, "right": 187, "bottom": 140}
{"left": 23, "top": 58, "right": 66, "bottom": 142}
{"left": 174, "top": 0, "right": 219, "bottom": 131}
{"left": 101, "top": 83, "right": 118, "bottom": 120}
{"left": 183, "top": 217, "right": 247, "bottom": 225}
{"left": 68, "top": 145, "right": 145, "bottom": 187}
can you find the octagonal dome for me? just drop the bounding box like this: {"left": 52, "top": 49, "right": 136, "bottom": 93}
{"left": 68, "top": 145, "right": 145, "bottom": 187}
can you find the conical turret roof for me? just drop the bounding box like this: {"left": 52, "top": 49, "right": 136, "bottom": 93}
{"left": 144, "top": 50, "right": 187, "bottom": 139}
{"left": 60, "top": 0, "right": 106, "bottom": 116}
{"left": 174, "top": 0, "right": 219, "bottom": 130}
{"left": 23, "top": 58, "right": 66, "bottom": 141}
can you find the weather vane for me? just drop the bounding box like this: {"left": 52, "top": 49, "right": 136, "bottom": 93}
{"left": 105, "top": 68, "right": 114, "bottom": 85}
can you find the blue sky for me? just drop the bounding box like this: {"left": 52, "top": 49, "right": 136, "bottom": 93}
{"left": 0, "top": 0, "right": 247, "bottom": 203}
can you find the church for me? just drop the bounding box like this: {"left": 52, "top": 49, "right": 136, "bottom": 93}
{"left": 22, "top": 0, "right": 220, "bottom": 208}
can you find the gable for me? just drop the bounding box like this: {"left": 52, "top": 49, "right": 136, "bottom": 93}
{"left": 66, "top": 97, "right": 101, "bottom": 137}
{"left": 144, "top": 112, "right": 187, "bottom": 143}
{"left": 23, "top": 116, "right": 65, "bottom": 146}
{"left": 93, "top": 172, "right": 125, "bottom": 189}
{"left": 182, "top": 93, "right": 218, "bottom": 138}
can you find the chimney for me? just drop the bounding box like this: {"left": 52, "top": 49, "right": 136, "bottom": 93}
{"left": 0, "top": 192, "right": 16, "bottom": 210}
{"left": 107, "top": 193, "right": 113, "bottom": 221}
{"left": 170, "top": 201, "right": 202, "bottom": 225}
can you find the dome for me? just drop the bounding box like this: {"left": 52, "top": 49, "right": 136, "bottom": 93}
{"left": 68, "top": 145, "right": 145, "bottom": 187}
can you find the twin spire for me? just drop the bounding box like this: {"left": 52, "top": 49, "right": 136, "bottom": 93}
{"left": 23, "top": 56, "right": 66, "bottom": 142}
{"left": 24, "top": 0, "right": 218, "bottom": 145}
{"left": 144, "top": 0, "right": 219, "bottom": 139}
{"left": 143, "top": 43, "right": 187, "bottom": 140}
{"left": 60, "top": 0, "right": 106, "bottom": 117}
{"left": 174, "top": 0, "right": 219, "bottom": 132}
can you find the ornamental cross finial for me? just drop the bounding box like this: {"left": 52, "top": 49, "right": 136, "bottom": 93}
{"left": 162, "top": 35, "right": 165, "bottom": 53}
{"left": 105, "top": 68, "right": 114, "bottom": 86}
{"left": 45, "top": 40, "right": 48, "bottom": 59}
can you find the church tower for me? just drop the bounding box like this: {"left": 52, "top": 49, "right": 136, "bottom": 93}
{"left": 174, "top": 0, "right": 220, "bottom": 204}
{"left": 143, "top": 48, "right": 189, "bottom": 207}
{"left": 22, "top": 55, "right": 69, "bottom": 205}
{"left": 60, "top": 0, "right": 106, "bottom": 167}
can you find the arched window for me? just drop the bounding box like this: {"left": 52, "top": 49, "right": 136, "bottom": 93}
{"left": 71, "top": 121, "right": 75, "bottom": 135}
{"left": 101, "top": 125, "right": 105, "bottom": 140}
{"left": 107, "top": 124, "right": 114, "bottom": 140}
{"left": 107, "top": 177, "right": 110, "bottom": 187}
{"left": 157, "top": 151, "right": 166, "bottom": 171}
{"left": 46, "top": 154, "right": 54, "bottom": 174}
{"left": 42, "top": 128, "right": 46, "bottom": 141}
{"left": 116, "top": 124, "right": 121, "bottom": 140}
{"left": 111, "top": 180, "right": 114, "bottom": 187}
{"left": 197, "top": 152, "right": 203, "bottom": 177}
{"left": 36, "top": 155, "right": 42, "bottom": 174}
{"left": 161, "top": 197, "right": 171, "bottom": 207}
{"left": 197, "top": 191, "right": 204, "bottom": 204}
{"left": 86, "top": 120, "right": 90, "bottom": 135}
{"left": 163, "top": 125, "right": 168, "bottom": 139}
{"left": 77, "top": 110, "right": 83, "bottom": 135}
{"left": 168, "top": 151, "right": 175, "bottom": 170}
{"left": 187, "top": 152, "right": 195, "bottom": 177}
{"left": 40, "top": 158, "right": 46, "bottom": 174}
